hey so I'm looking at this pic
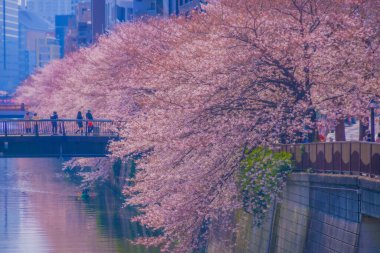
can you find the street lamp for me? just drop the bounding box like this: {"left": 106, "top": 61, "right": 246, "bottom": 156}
{"left": 369, "top": 99, "right": 379, "bottom": 142}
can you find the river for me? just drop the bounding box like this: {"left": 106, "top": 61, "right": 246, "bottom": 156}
{"left": 0, "top": 158, "right": 157, "bottom": 253}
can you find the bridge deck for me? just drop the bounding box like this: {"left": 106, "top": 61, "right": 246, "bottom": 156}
{"left": 0, "top": 136, "right": 115, "bottom": 158}
{"left": 0, "top": 119, "right": 118, "bottom": 158}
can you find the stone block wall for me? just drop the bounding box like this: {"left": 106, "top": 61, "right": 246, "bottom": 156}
{"left": 305, "top": 210, "right": 359, "bottom": 253}
{"left": 269, "top": 177, "right": 310, "bottom": 253}
{"left": 207, "top": 173, "right": 380, "bottom": 253}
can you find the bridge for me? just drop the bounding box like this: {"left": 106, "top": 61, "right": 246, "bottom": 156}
{"left": 0, "top": 119, "right": 118, "bottom": 158}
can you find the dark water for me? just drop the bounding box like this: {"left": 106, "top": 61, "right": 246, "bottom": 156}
{"left": 0, "top": 158, "right": 157, "bottom": 253}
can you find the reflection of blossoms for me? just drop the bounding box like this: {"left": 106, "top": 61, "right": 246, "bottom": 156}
{"left": 64, "top": 158, "right": 114, "bottom": 189}
{"left": 240, "top": 148, "right": 294, "bottom": 225}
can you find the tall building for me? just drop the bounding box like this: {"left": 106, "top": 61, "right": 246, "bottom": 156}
{"left": 115, "top": 0, "right": 200, "bottom": 21}
{"left": 91, "top": 0, "right": 117, "bottom": 39}
{"left": 71, "top": 0, "right": 90, "bottom": 13}
{"left": 0, "top": 0, "right": 21, "bottom": 93}
{"left": 55, "top": 14, "right": 76, "bottom": 57}
{"left": 26, "top": 0, "right": 73, "bottom": 23}
{"left": 35, "top": 35, "right": 60, "bottom": 67}
{"left": 105, "top": 0, "right": 117, "bottom": 28}
{"left": 76, "top": 1, "right": 92, "bottom": 46}
{"left": 19, "top": 10, "right": 60, "bottom": 81}
{"left": 91, "top": 0, "right": 105, "bottom": 40}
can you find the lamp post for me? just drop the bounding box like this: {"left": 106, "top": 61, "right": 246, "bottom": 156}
{"left": 369, "top": 100, "right": 379, "bottom": 142}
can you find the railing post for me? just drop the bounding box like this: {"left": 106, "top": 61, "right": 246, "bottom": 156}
{"left": 331, "top": 143, "right": 334, "bottom": 172}
{"left": 35, "top": 121, "right": 39, "bottom": 137}
{"left": 359, "top": 142, "right": 362, "bottom": 175}
{"left": 370, "top": 143, "right": 373, "bottom": 177}
{"left": 323, "top": 143, "right": 326, "bottom": 172}
{"left": 4, "top": 121, "right": 7, "bottom": 137}
{"left": 349, "top": 142, "right": 352, "bottom": 174}
{"left": 62, "top": 121, "right": 66, "bottom": 136}
{"left": 340, "top": 143, "right": 343, "bottom": 174}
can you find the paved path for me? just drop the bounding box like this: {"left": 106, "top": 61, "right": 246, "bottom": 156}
{"left": 327, "top": 120, "right": 380, "bottom": 141}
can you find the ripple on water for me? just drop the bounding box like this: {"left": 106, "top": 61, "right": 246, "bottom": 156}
{"left": 0, "top": 158, "right": 158, "bottom": 253}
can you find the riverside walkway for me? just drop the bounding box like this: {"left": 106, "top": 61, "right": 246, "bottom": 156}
{"left": 0, "top": 119, "right": 118, "bottom": 158}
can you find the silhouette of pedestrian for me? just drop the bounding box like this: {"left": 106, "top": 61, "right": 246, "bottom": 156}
{"left": 51, "top": 111, "right": 58, "bottom": 135}
{"left": 76, "top": 111, "right": 84, "bottom": 135}
{"left": 86, "top": 110, "right": 93, "bottom": 134}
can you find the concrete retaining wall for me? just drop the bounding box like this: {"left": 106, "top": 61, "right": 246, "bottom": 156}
{"left": 207, "top": 173, "right": 380, "bottom": 253}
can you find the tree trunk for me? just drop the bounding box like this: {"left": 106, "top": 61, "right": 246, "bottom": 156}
{"left": 359, "top": 119, "right": 369, "bottom": 141}
{"left": 307, "top": 108, "right": 317, "bottom": 142}
{"left": 335, "top": 119, "right": 346, "bottom": 141}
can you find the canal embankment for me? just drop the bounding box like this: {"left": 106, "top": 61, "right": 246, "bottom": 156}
{"left": 208, "top": 173, "right": 380, "bottom": 253}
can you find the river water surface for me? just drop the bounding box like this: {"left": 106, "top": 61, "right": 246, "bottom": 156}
{"left": 0, "top": 158, "right": 157, "bottom": 253}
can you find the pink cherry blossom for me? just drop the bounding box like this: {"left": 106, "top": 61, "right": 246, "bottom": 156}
{"left": 16, "top": 1, "right": 380, "bottom": 252}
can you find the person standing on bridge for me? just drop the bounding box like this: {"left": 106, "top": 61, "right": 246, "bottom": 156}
{"left": 51, "top": 111, "right": 58, "bottom": 135}
{"left": 86, "top": 110, "right": 94, "bottom": 134}
{"left": 76, "top": 111, "right": 84, "bottom": 135}
{"left": 24, "top": 112, "right": 32, "bottom": 134}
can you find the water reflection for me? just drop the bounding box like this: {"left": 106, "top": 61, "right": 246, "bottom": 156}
{"left": 0, "top": 158, "right": 157, "bottom": 253}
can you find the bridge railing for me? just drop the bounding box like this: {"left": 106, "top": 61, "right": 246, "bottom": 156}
{"left": 276, "top": 142, "right": 380, "bottom": 177}
{"left": 0, "top": 119, "right": 118, "bottom": 137}
{"left": 0, "top": 104, "right": 27, "bottom": 111}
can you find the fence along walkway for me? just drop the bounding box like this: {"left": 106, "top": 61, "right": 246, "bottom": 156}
{"left": 277, "top": 142, "right": 380, "bottom": 177}
{"left": 0, "top": 119, "right": 117, "bottom": 137}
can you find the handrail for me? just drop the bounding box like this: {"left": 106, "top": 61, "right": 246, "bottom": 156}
{"left": 0, "top": 104, "right": 27, "bottom": 111}
{"left": 277, "top": 141, "right": 380, "bottom": 145}
{"left": 276, "top": 141, "right": 380, "bottom": 177}
{"left": 0, "top": 119, "right": 118, "bottom": 137}
{"left": 0, "top": 119, "right": 113, "bottom": 122}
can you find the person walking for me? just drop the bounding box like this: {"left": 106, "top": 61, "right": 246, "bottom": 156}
{"left": 24, "top": 112, "right": 32, "bottom": 134}
{"left": 76, "top": 111, "right": 84, "bottom": 135}
{"left": 50, "top": 111, "right": 58, "bottom": 135}
{"left": 86, "top": 110, "right": 93, "bottom": 134}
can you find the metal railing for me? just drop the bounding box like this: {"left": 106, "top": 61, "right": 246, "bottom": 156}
{"left": 0, "top": 104, "right": 27, "bottom": 111}
{"left": 0, "top": 119, "right": 118, "bottom": 137}
{"left": 276, "top": 142, "right": 380, "bottom": 177}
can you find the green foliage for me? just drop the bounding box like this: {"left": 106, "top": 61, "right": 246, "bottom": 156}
{"left": 239, "top": 147, "right": 294, "bottom": 225}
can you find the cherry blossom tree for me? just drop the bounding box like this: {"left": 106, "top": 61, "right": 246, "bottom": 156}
{"left": 16, "top": 0, "right": 379, "bottom": 252}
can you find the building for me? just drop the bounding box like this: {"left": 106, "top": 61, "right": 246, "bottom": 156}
{"left": 34, "top": 0, "right": 200, "bottom": 58}
{"left": 35, "top": 35, "right": 60, "bottom": 67}
{"left": 26, "top": 0, "right": 73, "bottom": 23}
{"left": 0, "top": 0, "right": 21, "bottom": 93}
{"left": 114, "top": 0, "right": 200, "bottom": 21}
{"left": 177, "top": 0, "right": 200, "bottom": 14}
{"left": 71, "top": 0, "right": 91, "bottom": 13}
{"left": 55, "top": 2, "right": 92, "bottom": 57}
{"left": 55, "top": 14, "right": 76, "bottom": 57}
{"left": 91, "top": 0, "right": 106, "bottom": 40}
{"left": 76, "top": 1, "right": 92, "bottom": 46}
{"left": 105, "top": 0, "right": 117, "bottom": 28}
{"left": 19, "top": 10, "right": 58, "bottom": 80}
